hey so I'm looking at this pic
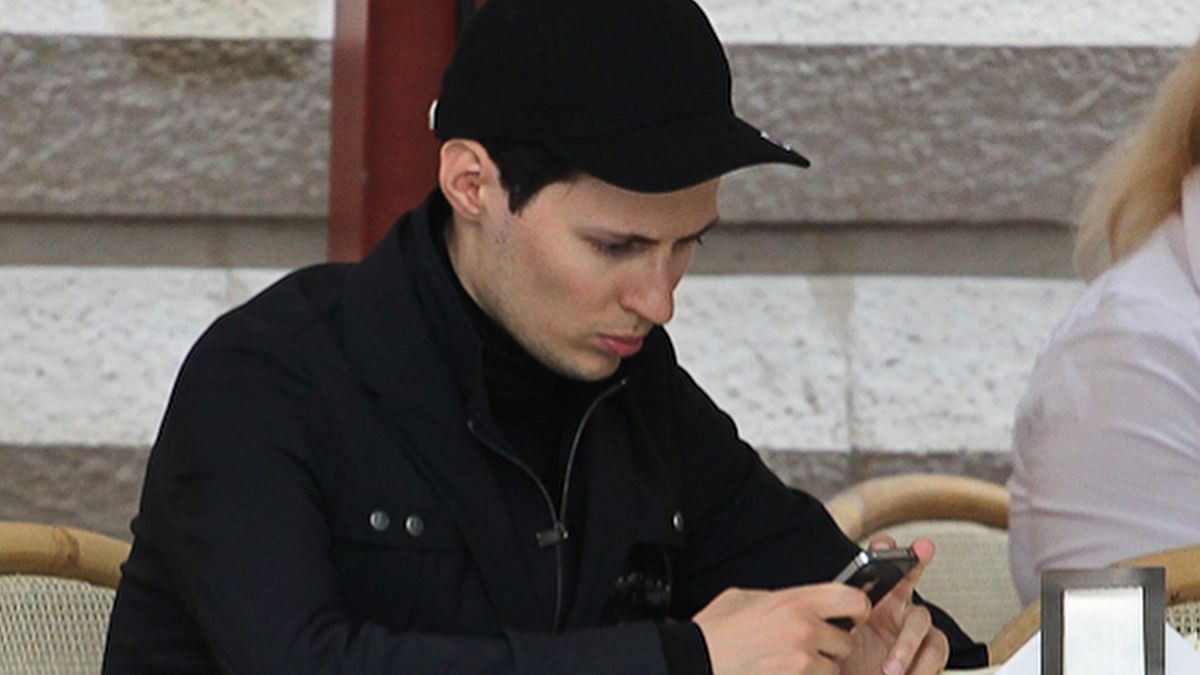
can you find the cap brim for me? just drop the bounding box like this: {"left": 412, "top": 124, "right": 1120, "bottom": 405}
{"left": 544, "top": 114, "right": 810, "bottom": 193}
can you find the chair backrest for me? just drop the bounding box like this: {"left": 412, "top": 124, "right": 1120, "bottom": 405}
{"left": 825, "top": 474, "right": 1019, "bottom": 646}
{"left": 1125, "top": 545, "right": 1200, "bottom": 640}
{"left": 0, "top": 522, "right": 131, "bottom": 675}
{"left": 989, "top": 543, "right": 1200, "bottom": 665}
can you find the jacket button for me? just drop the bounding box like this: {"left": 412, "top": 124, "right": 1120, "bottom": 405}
{"left": 405, "top": 515, "right": 425, "bottom": 537}
{"left": 369, "top": 510, "right": 390, "bottom": 532}
{"left": 672, "top": 511, "right": 684, "bottom": 533}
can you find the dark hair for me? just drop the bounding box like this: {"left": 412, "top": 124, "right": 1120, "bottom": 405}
{"left": 478, "top": 138, "right": 579, "bottom": 213}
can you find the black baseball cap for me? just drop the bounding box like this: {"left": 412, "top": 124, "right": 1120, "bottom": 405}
{"left": 432, "top": 0, "right": 810, "bottom": 193}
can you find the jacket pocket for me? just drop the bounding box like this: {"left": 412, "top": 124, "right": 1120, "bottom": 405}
{"left": 606, "top": 505, "right": 686, "bottom": 623}
{"left": 332, "top": 498, "right": 463, "bottom": 550}
{"left": 329, "top": 496, "right": 490, "bottom": 632}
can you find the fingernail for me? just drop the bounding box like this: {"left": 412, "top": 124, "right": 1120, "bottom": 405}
{"left": 883, "top": 659, "right": 904, "bottom": 675}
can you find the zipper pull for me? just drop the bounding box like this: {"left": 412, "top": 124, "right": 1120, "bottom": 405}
{"left": 536, "top": 522, "right": 569, "bottom": 548}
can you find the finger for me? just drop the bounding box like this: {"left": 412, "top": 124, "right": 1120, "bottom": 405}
{"left": 881, "top": 605, "right": 933, "bottom": 675}
{"left": 809, "top": 618, "right": 857, "bottom": 660}
{"left": 884, "top": 538, "right": 936, "bottom": 605}
{"left": 779, "top": 583, "right": 872, "bottom": 625}
{"left": 905, "top": 627, "right": 951, "bottom": 675}
{"left": 772, "top": 586, "right": 861, "bottom": 661}
{"left": 867, "top": 533, "right": 897, "bottom": 550}
{"left": 798, "top": 656, "right": 840, "bottom": 675}
{"left": 908, "top": 537, "right": 935, "bottom": 567}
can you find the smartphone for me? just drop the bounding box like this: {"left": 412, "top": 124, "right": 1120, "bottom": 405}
{"left": 827, "top": 547, "right": 919, "bottom": 630}
{"left": 834, "top": 547, "right": 919, "bottom": 604}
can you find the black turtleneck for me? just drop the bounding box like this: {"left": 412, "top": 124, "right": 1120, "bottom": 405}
{"left": 434, "top": 219, "right": 578, "bottom": 488}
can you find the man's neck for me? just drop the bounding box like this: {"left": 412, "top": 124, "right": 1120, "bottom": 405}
{"left": 443, "top": 211, "right": 504, "bottom": 333}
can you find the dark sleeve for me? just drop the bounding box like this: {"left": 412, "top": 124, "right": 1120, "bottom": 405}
{"left": 140, "top": 324, "right": 673, "bottom": 675}
{"left": 656, "top": 623, "right": 712, "bottom": 675}
{"left": 662, "top": 358, "right": 988, "bottom": 670}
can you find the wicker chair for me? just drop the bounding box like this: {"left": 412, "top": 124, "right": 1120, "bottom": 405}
{"left": 825, "top": 473, "right": 1019, "bottom": 647}
{"left": 0, "top": 522, "right": 131, "bottom": 675}
{"left": 990, "top": 543, "right": 1200, "bottom": 665}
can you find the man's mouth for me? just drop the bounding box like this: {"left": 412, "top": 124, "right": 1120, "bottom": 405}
{"left": 597, "top": 334, "right": 645, "bottom": 358}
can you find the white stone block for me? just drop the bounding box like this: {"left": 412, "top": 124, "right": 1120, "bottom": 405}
{"left": 1, "top": 267, "right": 220, "bottom": 445}
{"left": 848, "top": 276, "right": 1083, "bottom": 452}
{"left": 671, "top": 276, "right": 851, "bottom": 452}
{"left": 0, "top": 266, "right": 286, "bottom": 446}
{"left": 696, "top": 0, "right": 1200, "bottom": 46}
{"left": 0, "top": 0, "right": 334, "bottom": 39}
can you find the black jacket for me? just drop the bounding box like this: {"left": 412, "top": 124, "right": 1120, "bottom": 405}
{"left": 104, "top": 191, "right": 986, "bottom": 673}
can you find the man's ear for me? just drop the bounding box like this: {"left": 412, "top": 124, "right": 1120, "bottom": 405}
{"left": 439, "top": 139, "right": 492, "bottom": 222}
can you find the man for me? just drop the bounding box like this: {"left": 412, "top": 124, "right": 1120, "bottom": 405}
{"left": 104, "top": 0, "right": 987, "bottom": 672}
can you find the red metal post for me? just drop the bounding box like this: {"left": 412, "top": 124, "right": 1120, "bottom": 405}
{"left": 328, "top": 0, "right": 461, "bottom": 261}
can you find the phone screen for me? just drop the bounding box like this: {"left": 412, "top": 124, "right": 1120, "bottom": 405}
{"left": 833, "top": 548, "right": 918, "bottom": 605}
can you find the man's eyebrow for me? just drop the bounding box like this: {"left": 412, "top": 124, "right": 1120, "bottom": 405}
{"left": 684, "top": 218, "right": 720, "bottom": 241}
{"left": 606, "top": 218, "right": 720, "bottom": 245}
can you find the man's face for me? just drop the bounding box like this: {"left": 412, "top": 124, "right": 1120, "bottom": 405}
{"left": 454, "top": 173, "right": 720, "bottom": 381}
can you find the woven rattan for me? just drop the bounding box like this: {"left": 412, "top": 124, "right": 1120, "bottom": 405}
{"left": 1168, "top": 602, "right": 1200, "bottom": 635}
{"left": 0, "top": 575, "right": 115, "bottom": 675}
{"left": 0, "top": 523, "right": 130, "bottom": 675}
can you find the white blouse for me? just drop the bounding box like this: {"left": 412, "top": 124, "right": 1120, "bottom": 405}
{"left": 1008, "top": 170, "right": 1200, "bottom": 605}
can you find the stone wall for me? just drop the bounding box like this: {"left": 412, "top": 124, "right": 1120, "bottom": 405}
{"left": 3, "top": 1, "right": 1198, "bottom": 538}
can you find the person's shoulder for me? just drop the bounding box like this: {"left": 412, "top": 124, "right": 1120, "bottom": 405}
{"left": 1042, "top": 295, "right": 1200, "bottom": 379}
{"left": 1050, "top": 223, "right": 1200, "bottom": 353}
{"left": 210, "top": 264, "right": 350, "bottom": 338}
{"left": 1097, "top": 219, "right": 1200, "bottom": 323}
{"left": 1027, "top": 256, "right": 1200, "bottom": 420}
{"left": 186, "top": 262, "right": 354, "bottom": 372}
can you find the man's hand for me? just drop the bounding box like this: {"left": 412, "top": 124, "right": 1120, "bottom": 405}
{"left": 693, "top": 536, "right": 950, "bottom": 675}
{"left": 693, "top": 583, "right": 872, "bottom": 674}
{"left": 838, "top": 537, "right": 949, "bottom": 675}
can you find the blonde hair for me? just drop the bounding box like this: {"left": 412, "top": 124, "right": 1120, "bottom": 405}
{"left": 1075, "top": 39, "right": 1200, "bottom": 280}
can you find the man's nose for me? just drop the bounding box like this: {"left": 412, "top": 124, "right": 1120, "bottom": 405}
{"left": 621, "top": 260, "right": 680, "bottom": 327}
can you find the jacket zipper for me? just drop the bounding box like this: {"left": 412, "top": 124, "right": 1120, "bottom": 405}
{"left": 466, "top": 376, "right": 629, "bottom": 632}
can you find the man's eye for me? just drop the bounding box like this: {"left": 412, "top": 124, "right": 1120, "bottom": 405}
{"left": 590, "top": 239, "right": 638, "bottom": 256}
{"left": 671, "top": 234, "right": 705, "bottom": 253}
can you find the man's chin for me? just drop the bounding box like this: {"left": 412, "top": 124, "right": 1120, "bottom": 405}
{"left": 550, "top": 353, "right": 621, "bottom": 383}
{"left": 569, "top": 364, "right": 621, "bottom": 383}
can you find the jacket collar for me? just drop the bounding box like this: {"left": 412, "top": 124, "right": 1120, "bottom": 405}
{"left": 342, "top": 190, "right": 488, "bottom": 410}
{"left": 340, "top": 190, "right": 545, "bottom": 628}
